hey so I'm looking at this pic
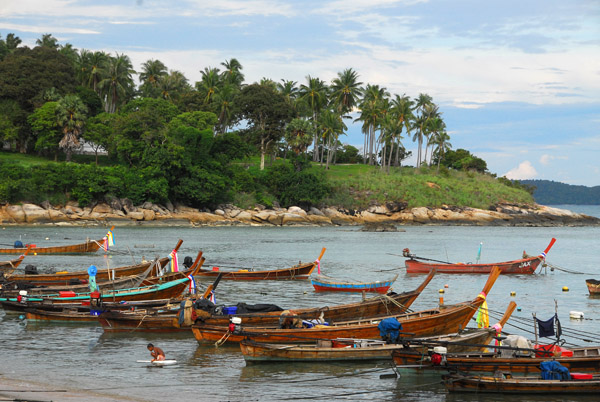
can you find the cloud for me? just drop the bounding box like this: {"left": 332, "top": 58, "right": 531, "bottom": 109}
{"left": 540, "top": 154, "right": 568, "bottom": 166}
{"left": 504, "top": 161, "right": 538, "bottom": 180}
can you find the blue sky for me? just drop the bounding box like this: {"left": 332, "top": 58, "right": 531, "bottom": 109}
{"left": 2, "top": 0, "right": 599, "bottom": 186}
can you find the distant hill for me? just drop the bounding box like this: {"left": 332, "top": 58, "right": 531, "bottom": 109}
{"left": 520, "top": 179, "right": 600, "bottom": 205}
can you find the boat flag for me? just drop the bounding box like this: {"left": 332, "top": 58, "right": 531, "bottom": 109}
{"left": 169, "top": 249, "right": 179, "bottom": 273}
{"left": 476, "top": 291, "right": 489, "bottom": 328}
{"left": 187, "top": 274, "right": 197, "bottom": 294}
{"left": 103, "top": 236, "right": 109, "bottom": 252}
{"left": 315, "top": 258, "right": 321, "bottom": 274}
{"left": 106, "top": 229, "right": 115, "bottom": 247}
{"left": 476, "top": 242, "right": 483, "bottom": 263}
{"left": 209, "top": 290, "right": 216, "bottom": 304}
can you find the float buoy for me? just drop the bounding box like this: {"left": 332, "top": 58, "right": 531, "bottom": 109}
{"left": 562, "top": 286, "right": 569, "bottom": 292}
{"left": 438, "top": 289, "right": 445, "bottom": 293}
{"left": 444, "top": 284, "right": 449, "bottom": 288}
{"left": 510, "top": 291, "right": 516, "bottom": 296}
{"left": 569, "top": 311, "right": 584, "bottom": 319}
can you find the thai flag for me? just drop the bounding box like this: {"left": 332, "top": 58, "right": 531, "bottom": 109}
{"left": 103, "top": 236, "right": 108, "bottom": 251}
{"left": 209, "top": 291, "right": 216, "bottom": 304}
{"left": 187, "top": 274, "right": 197, "bottom": 294}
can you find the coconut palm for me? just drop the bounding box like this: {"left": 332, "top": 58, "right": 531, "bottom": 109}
{"left": 220, "top": 58, "right": 244, "bottom": 87}
{"left": 357, "top": 84, "right": 389, "bottom": 165}
{"left": 319, "top": 109, "right": 347, "bottom": 169}
{"left": 139, "top": 59, "right": 168, "bottom": 98}
{"left": 413, "top": 93, "right": 433, "bottom": 166}
{"left": 214, "top": 83, "right": 237, "bottom": 134}
{"left": 431, "top": 130, "right": 452, "bottom": 172}
{"left": 36, "top": 34, "right": 59, "bottom": 49}
{"left": 330, "top": 68, "right": 363, "bottom": 116}
{"left": 285, "top": 118, "right": 314, "bottom": 156}
{"left": 298, "top": 76, "right": 328, "bottom": 161}
{"left": 75, "top": 49, "right": 92, "bottom": 87}
{"left": 56, "top": 95, "right": 87, "bottom": 162}
{"left": 196, "top": 67, "right": 221, "bottom": 104}
{"left": 88, "top": 51, "right": 109, "bottom": 94}
{"left": 98, "top": 53, "right": 136, "bottom": 113}
{"left": 391, "top": 94, "right": 415, "bottom": 166}
{"left": 277, "top": 80, "right": 299, "bottom": 112}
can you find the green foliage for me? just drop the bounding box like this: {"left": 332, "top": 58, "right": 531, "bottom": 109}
{"left": 263, "top": 163, "right": 330, "bottom": 208}
{"left": 172, "top": 165, "right": 228, "bottom": 207}
{"left": 520, "top": 179, "right": 600, "bottom": 205}
{"left": 28, "top": 101, "right": 61, "bottom": 157}
{"left": 440, "top": 148, "right": 488, "bottom": 173}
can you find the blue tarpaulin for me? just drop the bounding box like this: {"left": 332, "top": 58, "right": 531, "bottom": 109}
{"left": 540, "top": 360, "right": 571, "bottom": 380}
{"left": 378, "top": 318, "right": 402, "bottom": 343}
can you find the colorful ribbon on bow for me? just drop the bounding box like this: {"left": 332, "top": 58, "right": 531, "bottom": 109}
{"left": 316, "top": 258, "right": 321, "bottom": 274}
{"left": 168, "top": 249, "right": 179, "bottom": 273}
{"left": 187, "top": 274, "right": 196, "bottom": 294}
{"left": 476, "top": 291, "right": 489, "bottom": 328}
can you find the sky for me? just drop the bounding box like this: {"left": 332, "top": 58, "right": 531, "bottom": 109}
{"left": 1, "top": 0, "right": 599, "bottom": 186}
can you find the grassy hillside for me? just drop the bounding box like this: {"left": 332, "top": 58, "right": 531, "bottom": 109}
{"left": 322, "top": 164, "right": 534, "bottom": 210}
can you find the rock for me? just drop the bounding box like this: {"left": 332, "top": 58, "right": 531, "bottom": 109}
{"left": 281, "top": 213, "right": 308, "bottom": 225}
{"left": 411, "top": 207, "right": 432, "bottom": 223}
{"left": 361, "top": 223, "right": 399, "bottom": 232}
{"left": 5, "top": 205, "right": 25, "bottom": 223}
{"left": 165, "top": 200, "right": 174, "bottom": 212}
{"left": 23, "top": 203, "right": 50, "bottom": 223}
{"left": 306, "top": 214, "right": 332, "bottom": 225}
{"left": 141, "top": 209, "right": 156, "bottom": 221}
{"left": 287, "top": 206, "right": 307, "bottom": 217}
{"left": 214, "top": 209, "right": 225, "bottom": 216}
{"left": 127, "top": 211, "right": 145, "bottom": 220}
{"left": 92, "top": 203, "right": 112, "bottom": 214}
{"left": 309, "top": 207, "right": 325, "bottom": 216}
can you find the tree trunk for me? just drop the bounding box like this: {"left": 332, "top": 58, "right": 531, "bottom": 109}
{"left": 260, "top": 137, "right": 266, "bottom": 170}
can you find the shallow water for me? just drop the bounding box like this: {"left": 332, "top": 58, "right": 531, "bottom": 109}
{"left": 1, "top": 220, "right": 600, "bottom": 401}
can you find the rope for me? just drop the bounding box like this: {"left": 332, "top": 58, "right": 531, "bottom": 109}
{"left": 524, "top": 253, "right": 596, "bottom": 275}
{"left": 214, "top": 330, "right": 231, "bottom": 347}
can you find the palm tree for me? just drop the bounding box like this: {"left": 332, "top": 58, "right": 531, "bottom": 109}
{"left": 59, "top": 43, "right": 78, "bottom": 64}
{"left": 88, "top": 51, "right": 109, "bottom": 94}
{"left": 98, "top": 53, "right": 135, "bottom": 113}
{"left": 36, "top": 34, "right": 59, "bottom": 49}
{"left": 139, "top": 59, "right": 168, "bottom": 97}
{"left": 214, "top": 84, "right": 237, "bottom": 134}
{"left": 391, "top": 94, "right": 414, "bottom": 166}
{"left": 432, "top": 130, "right": 452, "bottom": 172}
{"left": 379, "top": 111, "right": 405, "bottom": 173}
{"left": 220, "top": 58, "right": 244, "bottom": 87}
{"left": 196, "top": 67, "right": 221, "bottom": 104}
{"left": 277, "top": 80, "right": 299, "bottom": 112}
{"left": 319, "top": 109, "right": 346, "bottom": 169}
{"left": 357, "top": 84, "right": 389, "bottom": 165}
{"left": 425, "top": 113, "right": 444, "bottom": 165}
{"left": 75, "top": 49, "right": 92, "bottom": 87}
{"left": 413, "top": 93, "right": 433, "bottom": 166}
{"left": 56, "top": 95, "right": 87, "bottom": 162}
{"left": 285, "top": 118, "right": 314, "bottom": 155}
{"left": 298, "top": 76, "right": 328, "bottom": 161}
{"left": 330, "top": 68, "right": 363, "bottom": 116}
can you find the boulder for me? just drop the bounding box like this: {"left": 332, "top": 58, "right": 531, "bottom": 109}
{"left": 287, "top": 206, "right": 307, "bottom": 217}
{"left": 23, "top": 203, "right": 50, "bottom": 223}
{"left": 5, "top": 205, "right": 25, "bottom": 223}
{"left": 281, "top": 213, "right": 308, "bottom": 225}
{"left": 92, "top": 203, "right": 112, "bottom": 214}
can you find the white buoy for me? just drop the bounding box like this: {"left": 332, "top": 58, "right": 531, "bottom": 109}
{"left": 569, "top": 311, "right": 584, "bottom": 319}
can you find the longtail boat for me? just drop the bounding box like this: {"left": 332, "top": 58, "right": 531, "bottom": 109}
{"left": 0, "top": 297, "right": 181, "bottom": 314}
{"left": 0, "top": 246, "right": 30, "bottom": 273}
{"left": 239, "top": 327, "right": 501, "bottom": 363}
{"left": 1, "top": 257, "right": 203, "bottom": 305}
{"left": 393, "top": 345, "right": 600, "bottom": 375}
{"left": 442, "top": 372, "right": 600, "bottom": 394}
{"left": 0, "top": 227, "right": 115, "bottom": 255}
{"left": 98, "top": 270, "right": 436, "bottom": 333}
{"left": 195, "top": 248, "right": 326, "bottom": 280}
{"left": 404, "top": 238, "right": 556, "bottom": 274}
{"left": 191, "top": 267, "right": 501, "bottom": 344}
{"left": 310, "top": 274, "right": 398, "bottom": 293}
{"left": 585, "top": 279, "right": 600, "bottom": 296}
{"left": 25, "top": 308, "right": 102, "bottom": 323}
{"left": 1, "top": 239, "right": 183, "bottom": 286}
{"left": 1, "top": 251, "right": 204, "bottom": 298}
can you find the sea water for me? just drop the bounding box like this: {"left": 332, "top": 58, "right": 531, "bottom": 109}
{"left": 1, "top": 215, "right": 599, "bottom": 401}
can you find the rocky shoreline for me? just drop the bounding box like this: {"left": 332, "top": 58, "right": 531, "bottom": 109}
{"left": 1, "top": 200, "right": 598, "bottom": 227}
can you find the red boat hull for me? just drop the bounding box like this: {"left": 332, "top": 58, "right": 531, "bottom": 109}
{"left": 405, "top": 256, "right": 542, "bottom": 274}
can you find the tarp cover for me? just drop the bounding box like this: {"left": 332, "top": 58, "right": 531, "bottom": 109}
{"left": 235, "top": 302, "right": 283, "bottom": 314}
{"left": 378, "top": 318, "right": 402, "bottom": 343}
{"left": 540, "top": 360, "right": 571, "bottom": 380}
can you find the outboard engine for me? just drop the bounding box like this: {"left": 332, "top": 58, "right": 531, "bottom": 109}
{"left": 228, "top": 317, "right": 242, "bottom": 334}
{"left": 24, "top": 265, "right": 38, "bottom": 275}
{"left": 430, "top": 346, "right": 447, "bottom": 366}
{"left": 183, "top": 256, "right": 194, "bottom": 269}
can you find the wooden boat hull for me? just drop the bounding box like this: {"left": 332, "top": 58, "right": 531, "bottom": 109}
{"left": 586, "top": 279, "right": 600, "bottom": 295}
{"left": 240, "top": 339, "right": 398, "bottom": 362}
{"left": 0, "top": 298, "right": 180, "bottom": 314}
{"left": 25, "top": 309, "right": 101, "bottom": 323}
{"left": 104, "top": 271, "right": 436, "bottom": 332}
{"left": 240, "top": 329, "right": 495, "bottom": 363}
{"left": 1, "top": 277, "right": 191, "bottom": 304}
{"left": 393, "top": 347, "right": 600, "bottom": 375}
{"left": 192, "top": 267, "right": 500, "bottom": 344}
{"left": 405, "top": 256, "right": 541, "bottom": 274}
{"left": 196, "top": 261, "right": 316, "bottom": 280}
{"left": 443, "top": 373, "right": 600, "bottom": 393}
{"left": 3, "top": 240, "right": 183, "bottom": 286}
{"left": 192, "top": 301, "right": 485, "bottom": 344}
{"left": 310, "top": 274, "right": 397, "bottom": 293}
{"left": 0, "top": 238, "right": 103, "bottom": 255}
{"left": 99, "top": 311, "right": 186, "bottom": 332}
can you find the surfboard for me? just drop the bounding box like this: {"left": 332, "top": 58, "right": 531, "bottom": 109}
{"left": 137, "top": 359, "right": 178, "bottom": 366}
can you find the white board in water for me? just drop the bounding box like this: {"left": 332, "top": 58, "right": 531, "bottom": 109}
{"left": 136, "top": 359, "right": 178, "bottom": 366}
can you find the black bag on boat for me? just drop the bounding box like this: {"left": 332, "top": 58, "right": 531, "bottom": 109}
{"left": 235, "top": 303, "right": 284, "bottom": 314}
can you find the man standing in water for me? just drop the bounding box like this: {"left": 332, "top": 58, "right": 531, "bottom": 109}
{"left": 147, "top": 343, "right": 165, "bottom": 362}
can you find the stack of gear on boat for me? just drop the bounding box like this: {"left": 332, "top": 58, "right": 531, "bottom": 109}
{"left": 178, "top": 298, "right": 284, "bottom": 326}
